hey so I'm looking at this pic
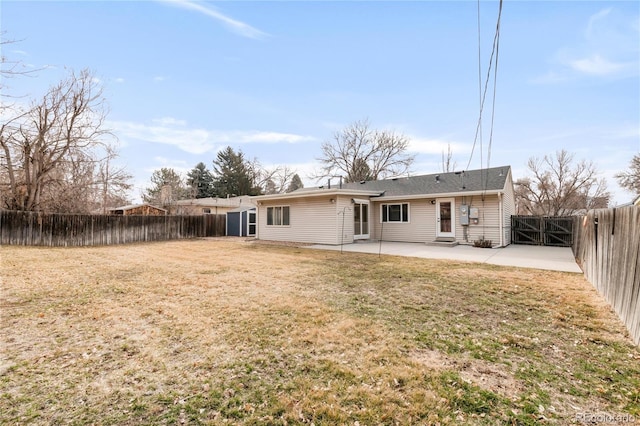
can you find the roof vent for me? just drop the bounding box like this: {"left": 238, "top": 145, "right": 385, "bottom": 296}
{"left": 359, "top": 180, "right": 366, "bottom": 184}
{"left": 435, "top": 175, "right": 440, "bottom": 183}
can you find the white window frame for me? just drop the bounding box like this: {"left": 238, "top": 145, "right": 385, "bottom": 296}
{"left": 266, "top": 205, "right": 290, "bottom": 226}
{"left": 381, "top": 203, "right": 410, "bottom": 223}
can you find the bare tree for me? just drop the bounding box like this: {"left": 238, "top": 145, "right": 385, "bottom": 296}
{"left": 97, "top": 144, "right": 133, "bottom": 212}
{"left": 0, "top": 68, "right": 129, "bottom": 212}
{"left": 316, "top": 119, "right": 415, "bottom": 183}
{"left": 514, "top": 149, "right": 610, "bottom": 216}
{"left": 615, "top": 153, "right": 640, "bottom": 195}
{"left": 442, "top": 143, "right": 457, "bottom": 173}
{"left": 249, "top": 159, "right": 297, "bottom": 194}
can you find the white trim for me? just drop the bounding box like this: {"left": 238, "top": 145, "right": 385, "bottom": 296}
{"left": 353, "top": 200, "right": 370, "bottom": 240}
{"left": 255, "top": 189, "right": 382, "bottom": 202}
{"left": 380, "top": 202, "right": 411, "bottom": 223}
{"left": 498, "top": 192, "right": 504, "bottom": 247}
{"left": 247, "top": 211, "right": 256, "bottom": 237}
{"left": 266, "top": 205, "right": 291, "bottom": 227}
{"left": 375, "top": 189, "right": 503, "bottom": 202}
{"left": 436, "top": 198, "right": 456, "bottom": 239}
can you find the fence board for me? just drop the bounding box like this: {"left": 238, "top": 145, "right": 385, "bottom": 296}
{"left": 511, "top": 216, "right": 575, "bottom": 247}
{"left": 573, "top": 207, "right": 640, "bottom": 346}
{"left": 0, "top": 211, "right": 227, "bottom": 247}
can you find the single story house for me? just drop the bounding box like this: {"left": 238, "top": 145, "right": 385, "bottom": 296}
{"left": 226, "top": 206, "right": 257, "bottom": 237}
{"left": 108, "top": 204, "right": 167, "bottom": 216}
{"left": 253, "top": 166, "right": 515, "bottom": 247}
{"left": 166, "top": 195, "right": 255, "bottom": 216}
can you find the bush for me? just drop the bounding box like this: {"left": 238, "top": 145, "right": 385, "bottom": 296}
{"left": 473, "top": 238, "right": 493, "bottom": 248}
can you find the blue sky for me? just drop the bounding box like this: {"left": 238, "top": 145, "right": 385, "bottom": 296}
{"left": 2, "top": 0, "right": 639, "bottom": 205}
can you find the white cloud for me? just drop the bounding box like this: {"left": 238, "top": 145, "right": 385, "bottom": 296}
{"left": 158, "top": 0, "right": 269, "bottom": 40}
{"left": 109, "top": 118, "right": 315, "bottom": 155}
{"left": 569, "top": 54, "right": 628, "bottom": 76}
{"left": 114, "top": 77, "right": 125, "bottom": 83}
{"left": 534, "top": 8, "right": 639, "bottom": 83}
{"left": 408, "top": 137, "right": 471, "bottom": 155}
{"left": 586, "top": 8, "right": 612, "bottom": 37}
{"left": 152, "top": 117, "right": 187, "bottom": 126}
{"left": 153, "top": 76, "right": 166, "bottom": 82}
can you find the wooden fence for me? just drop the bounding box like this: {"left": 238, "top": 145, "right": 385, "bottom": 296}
{"left": 0, "top": 211, "right": 226, "bottom": 247}
{"left": 573, "top": 207, "right": 640, "bottom": 346}
{"left": 511, "top": 215, "right": 576, "bottom": 247}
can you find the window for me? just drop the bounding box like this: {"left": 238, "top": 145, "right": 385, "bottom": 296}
{"left": 381, "top": 203, "right": 409, "bottom": 223}
{"left": 266, "top": 206, "right": 290, "bottom": 226}
{"left": 202, "top": 208, "right": 211, "bottom": 214}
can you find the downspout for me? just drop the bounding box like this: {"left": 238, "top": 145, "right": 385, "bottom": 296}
{"left": 498, "top": 192, "right": 504, "bottom": 247}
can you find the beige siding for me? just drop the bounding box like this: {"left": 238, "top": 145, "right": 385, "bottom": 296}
{"left": 370, "top": 196, "right": 504, "bottom": 246}
{"left": 371, "top": 200, "right": 434, "bottom": 243}
{"left": 336, "top": 196, "right": 356, "bottom": 244}
{"left": 257, "top": 196, "right": 341, "bottom": 245}
{"left": 502, "top": 173, "right": 516, "bottom": 245}
{"left": 462, "top": 195, "right": 502, "bottom": 246}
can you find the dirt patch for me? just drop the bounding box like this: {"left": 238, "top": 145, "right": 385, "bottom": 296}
{"left": 410, "top": 349, "right": 522, "bottom": 398}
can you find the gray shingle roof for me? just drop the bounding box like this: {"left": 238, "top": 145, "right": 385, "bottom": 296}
{"left": 341, "top": 166, "right": 511, "bottom": 197}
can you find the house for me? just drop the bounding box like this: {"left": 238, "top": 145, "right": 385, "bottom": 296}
{"left": 226, "top": 206, "right": 257, "bottom": 237}
{"left": 253, "top": 166, "right": 516, "bottom": 247}
{"left": 634, "top": 195, "right": 640, "bottom": 207}
{"left": 166, "top": 195, "right": 255, "bottom": 216}
{"left": 108, "top": 204, "right": 167, "bottom": 216}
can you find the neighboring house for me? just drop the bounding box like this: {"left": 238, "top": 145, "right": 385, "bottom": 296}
{"left": 634, "top": 195, "right": 640, "bottom": 207}
{"left": 226, "top": 206, "right": 257, "bottom": 237}
{"left": 166, "top": 195, "right": 255, "bottom": 216}
{"left": 253, "top": 166, "right": 516, "bottom": 247}
{"left": 109, "top": 204, "right": 167, "bottom": 216}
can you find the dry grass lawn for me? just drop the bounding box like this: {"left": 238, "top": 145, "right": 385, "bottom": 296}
{"left": 1, "top": 238, "right": 638, "bottom": 425}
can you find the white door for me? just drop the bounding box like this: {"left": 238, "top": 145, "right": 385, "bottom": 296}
{"left": 247, "top": 211, "right": 256, "bottom": 236}
{"left": 353, "top": 202, "right": 370, "bottom": 240}
{"left": 436, "top": 198, "right": 455, "bottom": 239}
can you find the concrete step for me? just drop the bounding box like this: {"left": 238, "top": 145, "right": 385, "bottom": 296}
{"left": 426, "top": 239, "right": 459, "bottom": 247}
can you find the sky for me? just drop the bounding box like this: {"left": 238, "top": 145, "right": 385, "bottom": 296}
{"left": 2, "top": 0, "right": 639, "bottom": 205}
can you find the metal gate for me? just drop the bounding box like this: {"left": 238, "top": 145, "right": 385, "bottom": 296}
{"left": 511, "top": 216, "right": 576, "bottom": 247}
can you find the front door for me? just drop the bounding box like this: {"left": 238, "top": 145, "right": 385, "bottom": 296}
{"left": 436, "top": 198, "right": 455, "bottom": 239}
{"left": 353, "top": 202, "right": 369, "bottom": 240}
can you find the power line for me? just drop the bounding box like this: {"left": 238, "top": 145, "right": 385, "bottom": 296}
{"left": 485, "top": 0, "right": 502, "bottom": 179}
{"left": 466, "top": 0, "right": 504, "bottom": 173}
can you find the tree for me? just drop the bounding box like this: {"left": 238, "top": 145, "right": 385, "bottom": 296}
{"left": 316, "top": 119, "right": 415, "bottom": 183}
{"left": 143, "top": 168, "right": 190, "bottom": 205}
{"left": 514, "top": 150, "right": 610, "bottom": 216}
{"left": 186, "top": 162, "right": 215, "bottom": 198}
{"left": 615, "top": 154, "right": 640, "bottom": 195}
{"left": 251, "top": 163, "right": 297, "bottom": 194}
{"left": 442, "top": 143, "right": 457, "bottom": 173}
{"left": 212, "top": 146, "right": 262, "bottom": 197}
{"left": 0, "top": 68, "right": 132, "bottom": 212}
{"left": 286, "top": 173, "right": 304, "bottom": 193}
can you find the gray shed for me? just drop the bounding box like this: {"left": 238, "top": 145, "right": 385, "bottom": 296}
{"left": 226, "top": 206, "right": 256, "bottom": 237}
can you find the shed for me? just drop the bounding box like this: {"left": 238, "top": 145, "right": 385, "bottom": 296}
{"left": 108, "top": 204, "right": 167, "bottom": 216}
{"left": 226, "top": 206, "right": 256, "bottom": 237}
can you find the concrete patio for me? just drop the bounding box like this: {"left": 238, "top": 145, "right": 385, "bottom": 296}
{"left": 307, "top": 242, "right": 582, "bottom": 273}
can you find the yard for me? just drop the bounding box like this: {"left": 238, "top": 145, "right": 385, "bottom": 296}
{"left": 1, "top": 239, "right": 638, "bottom": 425}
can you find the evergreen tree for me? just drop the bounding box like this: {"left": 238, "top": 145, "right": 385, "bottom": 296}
{"left": 212, "top": 147, "right": 262, "bottom": 197}
{"left": 143, "top": 168, "right": 190, "bottom": 205}
{"left": 187, "top": 162, "right": 215, "bottom": 198}
{"left": 286, "top": 174, "right": 304, "bottom": 193}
